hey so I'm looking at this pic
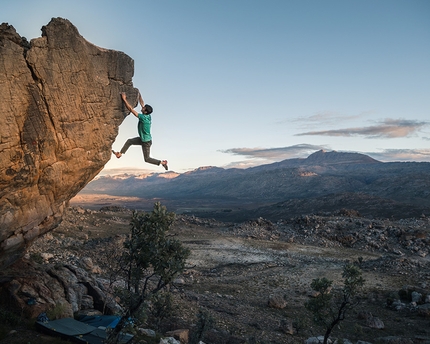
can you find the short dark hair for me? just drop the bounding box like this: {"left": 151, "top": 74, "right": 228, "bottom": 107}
{"left": 144, "top": 104, "right": 153, "bottom": 114}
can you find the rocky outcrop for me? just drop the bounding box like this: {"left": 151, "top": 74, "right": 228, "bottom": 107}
{"left": 0, "top": 258, "right": 120, "bottom": 319}
{"left": 0, "top": 18, "right": 138, "bottom": 268}
{"left": 8, "top": 206, "right": 430, "bottom": 341}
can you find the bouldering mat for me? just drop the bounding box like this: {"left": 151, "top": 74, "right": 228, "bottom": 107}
{"left": 36, "top": 317, "right": 133, "bottom": 344}
{"left": 79, "top": 328, "right": 133, "bottom": 344}
{"left": 36, "top": 318, "right": 96, "bottom": 337}
{"left": 78, "top": 315, "right": 121, "bottom": 329}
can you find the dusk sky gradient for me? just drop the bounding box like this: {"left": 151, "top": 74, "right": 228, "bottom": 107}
{"left": 3, "top": 0, "right": 430, "bottom": 174}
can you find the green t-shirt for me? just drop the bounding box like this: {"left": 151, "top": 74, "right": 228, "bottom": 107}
{"left": 137, "top": 113, "right": 152, "bottom": 142}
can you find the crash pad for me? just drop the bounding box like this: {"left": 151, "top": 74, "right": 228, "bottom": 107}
{"left": 36, "top": 317, "right": 133, "bottom": 344}
{"left": 36, "top": 318, "right": 96, "bottom": 336}
{"left": 78, "top": 315, "right": 121, "bottom": 329}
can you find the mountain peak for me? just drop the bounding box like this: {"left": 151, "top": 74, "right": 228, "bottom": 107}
{"left": 184, "top": 166, "right": 225, "bottom": 175}
{"left": 306, "top": 150, "right": 380, "bottom": 164}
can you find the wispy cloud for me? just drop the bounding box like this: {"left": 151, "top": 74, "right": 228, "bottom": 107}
{"left": 366, "top": 148, "right": 430, "bottom": 162}
{"left": 295, "top": 119, "right": 428, "bottom": 138}
{"left": 98, "top": 167, "right": 156, "bottom": 176}
{"left": 278, "top": 110, "right": 372, "bottom": 128}
{"left": 222, "top": 160, "right": 266, "bottom": 169}
{"left": 220, "top": 144, "right": 327, "bottom": 160}
{"left": 291, "top": 111, "right": 370, "bottom": 125}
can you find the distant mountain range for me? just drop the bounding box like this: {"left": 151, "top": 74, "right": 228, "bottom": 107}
{"left": 80, "top": 150, "right": 430, "bottom": 221}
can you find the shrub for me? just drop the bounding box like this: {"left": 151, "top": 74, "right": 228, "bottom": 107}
{"left": 305, "top": 263, "right": 365, "bottom": 344}
{"left": 107, "top": 202, "right": 190, "bottom": 343}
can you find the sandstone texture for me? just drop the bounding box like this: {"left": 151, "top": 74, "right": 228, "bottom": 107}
{"left": 0, "top": 18, "right": 138, "bottom": 268}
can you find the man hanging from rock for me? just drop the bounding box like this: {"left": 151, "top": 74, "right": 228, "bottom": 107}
{"left": 112, "top": 92, "right": 168, "bottom": 170}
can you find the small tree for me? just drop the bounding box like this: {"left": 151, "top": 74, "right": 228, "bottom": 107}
{"left": 305, "top": 263, "right": 365, "bottom": 344}
{"left": 107, "top": 202, "right": 190, "bottom": 343}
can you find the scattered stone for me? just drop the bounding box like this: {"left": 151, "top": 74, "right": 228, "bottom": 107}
{"left": 411, "top": 291, "right": 422, "bottom": 303}
{"left": 377, "top": 336, "right": 414, "bottom": 344}
{"left": 159, "top": 337, "right": 181, "bottom": 344}
{"left": 279, "top": 318, "right": 295, "bottom": 335}
{"left": 417, "top": 304, "right": 430, "bottom": 317}
{"left": 306, "top": 336, "right": 332, "bottom": 344}
{"left": 165, "top": 329, "right": 189, "bottom": 344}
{"left": 40, "top": 253, "right": 54, "bottom": 262}
{"left": 80, "top": 257, "right": 94, "bottom": 270}
{"left": 138, "top": 328, "right": 156, "bottom": 337}
{"left": 268, "top": 294, "right": 287, "bottom": 309}
{"left": 390, "top": 299, "right": 406, "bottom": 311}
{"left": 174, "top": 278, "right": 186, "bottom": 285}
{"left": 366, "top": 315, "right": 385, "bottom": 329}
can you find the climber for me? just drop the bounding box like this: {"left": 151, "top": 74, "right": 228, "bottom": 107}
{"left": 112, "top": 92, "right": 168, "bottom": 170}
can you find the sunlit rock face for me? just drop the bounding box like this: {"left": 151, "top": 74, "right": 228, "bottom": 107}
{"left": 0, "top": 18, "right": 138, "bottom": 267}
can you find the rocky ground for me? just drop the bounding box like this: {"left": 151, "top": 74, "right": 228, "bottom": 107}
{"left": 1, "top": 205, "right": 430, "bottom": 344}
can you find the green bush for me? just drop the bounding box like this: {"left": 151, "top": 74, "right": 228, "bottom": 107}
{"left": 107, "top": 202, "right": 190, "bottom": 344}
{"left": 146, "top": 291, "right": 177, "bottom": 332}
{"left": 305, "top": 263, "right": 365, "bottom": 344}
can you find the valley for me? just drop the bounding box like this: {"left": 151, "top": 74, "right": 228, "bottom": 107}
{"left": 8, "top": 203, "right": 428, "bottom": 343}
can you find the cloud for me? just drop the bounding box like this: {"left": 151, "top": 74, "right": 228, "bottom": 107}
{"left": 221, "top": 144, "right": 430, "bottom": 169}
{"left": 222, "top": 160, "right": 266, "bottom": 169}
{"left": 220, "top": 144, "right": 327, "bottom": 160}
{"left": 280, "top": 110, "right": 372, "bottom": 128}
{"left": 295, "top": 119, "right": 428, "bottom": 138}
{"left": 292, "top": 111, "right": 370, "bottom": 125}
{"left": 98, "top": 167, "right": 156, "bottom": 176}
{"left": 365, "top": 148, "right": 430, "bottom": 162}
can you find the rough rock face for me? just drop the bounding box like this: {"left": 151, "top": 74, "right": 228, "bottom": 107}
{"left": 0, "top": 18, "right": 138, "bottom": 268}
{"left": 1, "top": 258, "right": 120, "bottom": 319}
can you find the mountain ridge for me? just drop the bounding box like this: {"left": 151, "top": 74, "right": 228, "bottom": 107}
{"left": 79, "top": 150, "right": 430, "bottom": 220}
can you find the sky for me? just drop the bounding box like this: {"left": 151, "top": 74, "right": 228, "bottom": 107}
{"left": 3, "top": 0, "right": 430, "bottom": 174}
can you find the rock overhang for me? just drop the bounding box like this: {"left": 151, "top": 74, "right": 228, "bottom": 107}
{"left": 0, "top": 17, "right": 138, "bottom": 268}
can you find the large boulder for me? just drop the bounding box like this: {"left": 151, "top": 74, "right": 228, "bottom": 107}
{"left": 0, "top": 18, "right": 138, "bottom": 268}
{"left": 0, "top": 259, "right": 120, "bottom": 319}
